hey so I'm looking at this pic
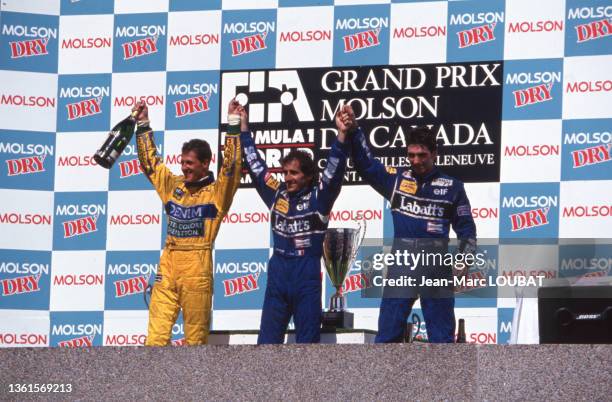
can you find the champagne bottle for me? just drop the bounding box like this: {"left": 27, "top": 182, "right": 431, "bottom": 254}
{"left": 93, "top": 110, "right": 138, "bottom": 169}
{"left": 456, "top": 318, "right": 466, "bottom": 343}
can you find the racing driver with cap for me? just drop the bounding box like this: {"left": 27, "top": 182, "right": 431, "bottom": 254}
{"left": 134, "top": 99, "right": 243, "bottom": 346}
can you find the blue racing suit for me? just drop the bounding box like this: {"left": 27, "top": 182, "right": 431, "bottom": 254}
{"left": 350, "top": 128, "right": 477, "bottom": 343}
{"left": 240, "top": 131, "right": 349, "bottom": 344}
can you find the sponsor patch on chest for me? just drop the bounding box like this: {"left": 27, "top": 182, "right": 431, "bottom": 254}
{"left": 294, "top": 237, "right": 311, "bottom": 249}
{"left": 427, "top": 222, "right": 444, "bottom": 234}
{"left": 433, "top": 188, "right": 449, "bottom": 196}
{"left": 173, "top": 187, "right": 185, "bottom": 200}
{"left": 399, "top": 179, "right": 417, "bottom": 195}
{"left": 431, "top": 178, "right": 453, "bottom": 187}
{"left": 274, "top": 198, "right": 289, "bottom": 214}
{"left": 265, "top": 172, "right": 280, "bottom": 190}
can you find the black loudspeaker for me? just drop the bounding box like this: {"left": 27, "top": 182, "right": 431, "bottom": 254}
{"left": 538, "top": 285, "right": 612, "bottom": 344}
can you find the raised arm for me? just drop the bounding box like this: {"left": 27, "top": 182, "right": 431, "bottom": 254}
{"left": 314, "top": 107, "right": 354, "bottom": 214}
{"left": 213, "top": 100, "right": 243, "bottom": 215}
{"left": 316, "top": 138, "right": 350, "bottom": 215}
{"left": 239, "top": 107, "right": 278, "bottom": 209}
{"left": 134, "top": 102, "right": 175, "bottom": 204}
{"left": 341, "top": 105, "right": 396, "bottom": 200}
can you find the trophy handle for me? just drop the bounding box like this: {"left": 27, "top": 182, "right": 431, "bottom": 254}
{"left": 411, "top": 313, "right": 421, "bottom": 341}
{"left": 144, "top": 284, "right": 152, "bottom": 309}
{"left": 351, "top": 220, "right": 367, "bottom": 264}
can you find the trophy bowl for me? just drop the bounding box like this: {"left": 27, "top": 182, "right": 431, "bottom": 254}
{"left": 321, "top": 222, "right": 365, "bottom": 329}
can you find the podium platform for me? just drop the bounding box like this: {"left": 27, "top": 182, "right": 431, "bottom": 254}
{"left": 2, "top": 342, "right": 610, "bottom": 400}
{"left": 208, "top": 328, "right": 377, "bottom": 345}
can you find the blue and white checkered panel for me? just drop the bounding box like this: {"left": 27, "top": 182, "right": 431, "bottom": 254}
{"left": 0, "top": 0, "right": 610, "bottom": 347}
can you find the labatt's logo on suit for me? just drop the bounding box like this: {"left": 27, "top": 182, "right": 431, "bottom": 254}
{"left": 565, "top": 1, "right": 612, "bottom": 56}
{"left": 0, "top": 131, "right": 55, "bottom": 190}
{"left": 500, "top": 183, "right": 560, "bottom": 239}
{"left": 447, "top": 0, "right": 505, "bottom": 62}
{"left": 0, "top": 12, "right": 59, "bottom": 73}
{"left": 113, "top": 14, "right": 167, "bottom": 72}
{"left": 333, "top": 4, "right": 390, "bottom": 66}
{"left": 213, "top": 249, "right": 268, "bottom": 310}
{"left": 221, "top": 10, "right": 277, "bottom": 70}
{"left": 50, "top": 312, "right": 103, "bottom": 347}
{"left": 561, "top": 119, "right": 612, "bottom": 181}
{"left": 57, "top": 74, "right": 111, "bottom": 132}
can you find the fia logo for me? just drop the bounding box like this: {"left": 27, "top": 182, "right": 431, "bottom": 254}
{"left": 221, "top": 70, "right": 314, "bottom": 124}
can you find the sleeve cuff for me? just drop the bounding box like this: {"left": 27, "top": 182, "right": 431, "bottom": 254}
{"left": 331, "top": 137, "right": 351, "bottom": 156}
{"left": 136, "top": 125, "right": 152, "bottom": 135}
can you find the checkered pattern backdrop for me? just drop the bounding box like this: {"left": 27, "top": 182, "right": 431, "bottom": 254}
{"left": 0, "top": 0, "right": 610, "bottom": 347}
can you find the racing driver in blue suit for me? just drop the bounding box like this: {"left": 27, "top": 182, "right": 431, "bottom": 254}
{"left": 240, "top": 106, "right": 351, "bottom": 344}
{"left": 339, "top": 105, "right": 477, "bottom": 343}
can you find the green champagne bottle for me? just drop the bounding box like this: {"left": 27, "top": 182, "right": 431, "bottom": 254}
{"left": 93, "top": 110, "right": 138, "bottom": 169}
{"left": 456, "top": 318, "right": 466, "bottom": 343}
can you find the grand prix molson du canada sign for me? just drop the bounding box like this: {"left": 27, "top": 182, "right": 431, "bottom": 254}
{"left": 219, "top": 62, "right": 503, "bottom": 187}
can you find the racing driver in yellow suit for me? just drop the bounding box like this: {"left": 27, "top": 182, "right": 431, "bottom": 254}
{"left": 133, "top": 100, "right": 243, "bottom": 346}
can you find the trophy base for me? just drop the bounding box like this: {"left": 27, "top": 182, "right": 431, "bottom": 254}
{"left": 322, "top": 311, "right": 354, "bottom": 329}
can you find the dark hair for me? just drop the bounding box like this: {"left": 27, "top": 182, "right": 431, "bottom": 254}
{"left": 281, "top": 150, "right": 318, "bottom": 187}
{"left": 406, "top": 126, "right": 437, "bottom": 153}
{"left": 182, "top": 139, "right": 212, "bottom": 162}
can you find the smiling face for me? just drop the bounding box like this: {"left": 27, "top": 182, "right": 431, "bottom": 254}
{"left": 181, "top": 150, "right": 210, "bottom": 183}
{"left": 407, "top": 144, "right": 436, "bottom": 176}
{"left": 282, "top": 159, "right": 312, "bottom": 193}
